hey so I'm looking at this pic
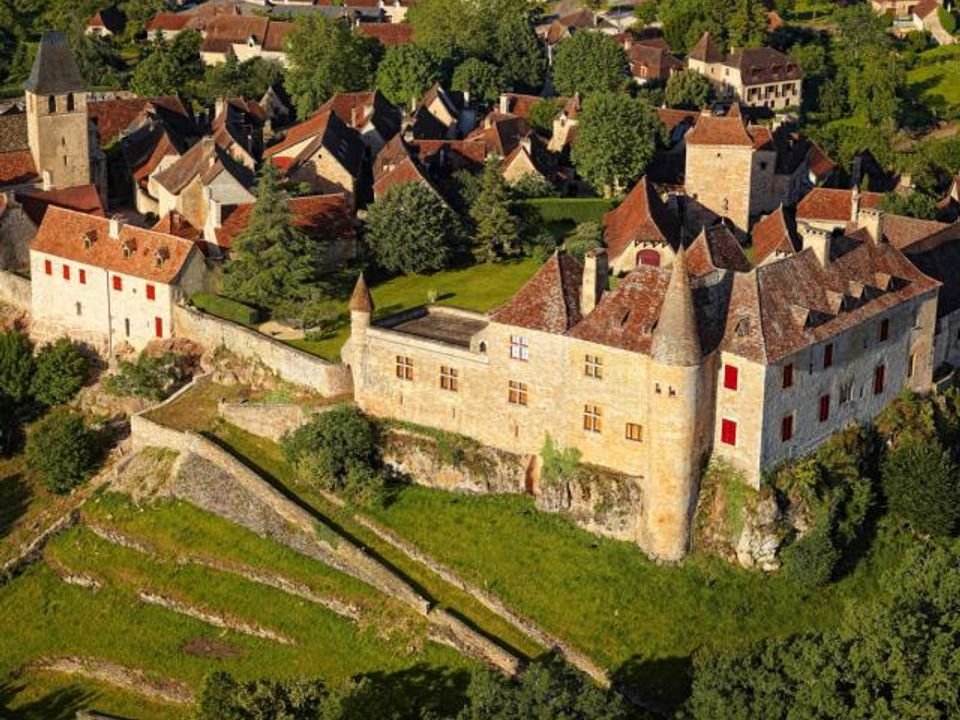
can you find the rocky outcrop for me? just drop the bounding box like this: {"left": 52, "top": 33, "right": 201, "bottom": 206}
{"left": 536, "top": 470, "right": 643, "bottom": 543}
{"left": 735, "top": 494, "right": 785, "bottom": 572}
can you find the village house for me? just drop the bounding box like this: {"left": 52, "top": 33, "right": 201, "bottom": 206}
{"left": 86, "top": 6, "right": 127, "bottom": 37}
{"left": 319, "top": 91, "right": 402, "bottom": 157}
{"left": 29, "top": 207, "right": 206, "bottom": 353}
{"left": 687, "top": 32, "right": 802, "bottom": 111}
{"left": 199, "top": 14, "right": 294, "bottom": 66}
{"left": 622, "top": 37, "right": 684, "bottom": 85}
{"left": 407, "top": 85, "right": 477, "bottom": 140}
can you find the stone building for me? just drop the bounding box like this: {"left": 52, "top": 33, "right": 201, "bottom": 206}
{"left": 29, "top": 207, "right": 206, "bottom": 353}
{"left": 344, "top": 212, "right": 938, "bottom": 560}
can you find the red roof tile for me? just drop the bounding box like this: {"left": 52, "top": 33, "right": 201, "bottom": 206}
{"left": 796, "top": 188, "right": 884, "bottom": 224}
{"left": 356, "top": 22, "right": 414, "bottom": 47}
{"left": 0, "top": 150, "right": 37, "bottom": 186}
{"left": 16, "top": 184, "right": 104, "bottom": 226}
{"left": 489, "top": 251, "right": 583, "bottom": 333}
{"left": 603, "top": 177, "right": 679, "bottom": 262}
{"left": 685, "top": 112, "right": 754, "bottom": 146}
{"left": 213, "top": 193, "right": 354, "bottom": 250}
{"left": 752, "top": 207, "right": 798, "bottom": 263}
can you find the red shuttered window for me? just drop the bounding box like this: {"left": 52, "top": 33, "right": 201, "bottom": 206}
{"left": 723, "top": 364, "right": 739, "bottom": 390}
{"left": 721, "top": 418, "right": 737, "bottom": 446}
{"left": 112, "top": 275, "right": 122, "bottom": 291}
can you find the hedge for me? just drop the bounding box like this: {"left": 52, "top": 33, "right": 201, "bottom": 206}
{"left": 191, "top": 293, "right": 261, "bottom": 326}
{"left": 517, "top": 198, "right": 616, "bottom": 225}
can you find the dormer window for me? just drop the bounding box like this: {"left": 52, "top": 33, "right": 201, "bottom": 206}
{"left": 122, "top": 241, "right": 135, "bottom": 259}
{"left": 155, "top": 247, "right": 170, "bottom": 268}
{"left": 83, "top": 231, "right": 95, "bottom": 250}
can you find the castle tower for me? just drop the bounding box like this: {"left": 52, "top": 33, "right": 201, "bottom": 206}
{"left": 25, "top": 32, "right": 91, "bottom": 190}
{"left": 342, "top": 272, "right": 374, "bottom": 384}
{"left": 644, "top": 247, "right": 707, "bottom": 561}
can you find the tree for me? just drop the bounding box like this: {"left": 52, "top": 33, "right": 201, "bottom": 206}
{"left": 130, "top": 31, "right": 203, "bottom": 98}
{"left": 879, "top": 190, "right": 939, "bottom": 220}
{"left": 375, "top": 43, "right": 442, "bottom": 107}
{"left": 364, "top": 183, "right": 462, "bottom": 274}
{"left": 202, "top": 56, "right": 283, "bottom": 105}
{"left": 26, "top": 410, "right": 97, "bottom": 494}
{"left": 406, "top": 0, "right": 487, "bottom": 60}
{"left": 571, "top": 93, "right": 661, "bottom": 196}
{"left": 780, "top": 525, "right": 839, "bottom": 589}
{"left": 104, "top": 352, "right": 184, "bottom": 401}
{"left": 552, "top": 32, "right": 629, "bottom": 97}
{"left": 0, "top": 331, "right": 35, "bottom": 406}
{"left": 665, "top": 69, "right": 711, "bottom": 110}
{"left": 564, "top": 221, "right": 604, "bottom": 261}
{"left": 196, "top": 671, "right": 329, "bottom": 720}
{"left": 882, "top": 437, "right": 960, "bottom": 536}
{"left": 284, "top": 15, "right": 379, "bottom": 118}
{"left": 492, "top": 2, "right": 546, "bottom": 93}
{"left": 122, "top": 0, "right": 166, "bottom": 39}
{"left": 223, "top": 163, "right": 323, "bottom": 311}
{"left": 527, "top": 99, "right": 558, "bottom": 137}
{"left": 452, "top": 58, "right": 503, "bottom": 104}
{"left": 634, "top": 0, "right": 659, "bottom": 27}
{"left": 726, "top": 0, "right": 768, "bottom": 50}
{"left": 846, "top": 46, "right": 904, "bottom": 126}
{"left": 30, "top": 339, "right": 89, "bottom": 407}
{"left": 470, "top": 157, "right": 520, "bottom": 261}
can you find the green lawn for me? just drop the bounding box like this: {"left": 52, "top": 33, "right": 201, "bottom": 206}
{"left": 286, "top": 259, "right": 541, "bottom": 360}
{"left": 908, "top": 46, "right": 960, "bottom": 115}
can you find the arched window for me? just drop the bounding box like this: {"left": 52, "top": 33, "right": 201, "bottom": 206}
{"left": 47, "top": 96, "right": 56, "bottom": 113}
{"left": 637, "top": 249, "right": 661, "bottom": 267}
{"left": 66, "top": 94, "right": 74, "bottom": 112}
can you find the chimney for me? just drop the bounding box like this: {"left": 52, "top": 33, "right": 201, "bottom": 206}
{"left": 580, "top": 248, "right": 608, "bottom": 316}
{"left": 799, "top": 222, "right": 831, "bottom": 266}
{"left": 520, "top": 134, "right": 532, "bottom": 153}
{"left": 215, "top": 97, "right": 226, "bottom": 120}
{"left": 499, "top": 94, "right": 510, "bottom": 115}
{"left": 108, "top": 213, "right": 124, "bottom": 240}
{"left": 850, "top": 184, "right": 860, "bottom": 225}
{"left": 859, "top": 207, "right": 882, "bottom": 243}
{"left": 41, "top": 170, "right": 52, "bottom": 191}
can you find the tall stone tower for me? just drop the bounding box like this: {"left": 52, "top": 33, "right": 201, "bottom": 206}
{"left": 342, "top": 272, "right": 374, "bottom": 388}
{"left": 25, "top": 32, "right": 91, "bottom": 190}
{"left": 644, "top": 247, "right": 708, "bottom": 561}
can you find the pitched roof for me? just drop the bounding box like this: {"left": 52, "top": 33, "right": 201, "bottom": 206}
{"left": 25, "top": 32, "right": 85, "bottom": 95}
{"left": 356, "top": 22, "right": 414, "bottom": 46}
{"left": 32, "top": 206, "right": 199, "bottom": 284}
{"left": 0, "top": 150, "right": 37, "bottom": 187}
{"left": 15, "top": 184, "right": 105, "bottom": 226}
{"left": 686, "top": 222, "right": 752, "bottom": 276}
{"left": 88, "top": 98, "right": 149, "bottom": 147}
{"left": 152, "top": 211, "right": 202, "bottom": 242}
{"left": 319, "top": 90, "right": 401, "bottom": 142}
{"left": 0, "top": 112, "right": 28, "bottom": 153}
{"left": 912, "top": 0, "right": 939, "bottom": 18}
{"left": 145, "top": 12, "right": 190, "bottom": 31}
{"left": 880, "top": 214, "right": 960, "bottom": 251}
{"left": 489, "top": 250, "right": 583, "bottom": 333}
{"left": 725, "top": 47, "right": 802, "bottom": 85}
{"left": 688, "top": 31, "right": 723, "bottom": 63}
{"left": 650, "top": 246, "right": 701, "bottom": 365}
{"left": 467, "top": 115, "right": 532, "bottom": 157}
{"left": 752, "top": 206, "right": 800, "bottom": 263}
{"left": 628, "top": 43, "right": 683, "bottom": 79}
{"left": 603, "top": 177, "right": 680, "bottom": 261}
{"left": 349, "top": 272, "right": 374, "bottom": 312}
{"left": 213, "top": 193, "right": 355, "bottom": 249}
{"left": 88, "top": 6, "right": 126, "bottom": 33}
{"left": 796, "top": 188, "right": 884, "bottom": 224}
{"left": 684, "top": 111, "right": 754, "bottom": 146}
{"left": 265, "top": 108, "right": 365, "bottom": 178}
{"left": 153, "top": 137, "right": 254, "bottom": 195}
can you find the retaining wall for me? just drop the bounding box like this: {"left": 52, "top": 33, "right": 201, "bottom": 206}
{"left": 0, "top": 269, "right": 31, "bottom": 311}
{"left": 217, "top": 401, "right": 311, "bottom": 442}
{"left": 173, "top": 304, "right": 353, "bottom": 396}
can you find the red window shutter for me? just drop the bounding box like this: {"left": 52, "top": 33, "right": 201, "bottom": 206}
{"left": 874, "top": 365, "right": 885, "bottom": 395}
{"left": 782, "top": 363, "right": 793, "bottom": 388}
{"left": 781, "top": 414, "right": 793, "bottom": 441}
{"left": 112, "top": 275, "right": 122, "bottom": 291}
{"left": 819, "top": 394, "right": 830, "bottom": 422}
{"left": 154, "top": 316, "right": 163, "bottom": 338}
{"left": 62, "top": 264, "right": 70, "bottom": 280}
{"left": 79, "top": 269, "right": 86, "bottom": 285}
{"left": 44, "top": 260, "right": 52, "bottom": 275}
{"left": 721, "top": 418, "right": 737, "bottom": 446}
{"left": 879, "top": 318, "right": 889, "bottom": 342}
{"left": 146, "top": 284, "right": 156, "bottom": 301}
{"left": 723, "top": 364, "right": 739, "bottom": 390}
{"left": 823, "top": 343, "right": 834, "bottom": 369}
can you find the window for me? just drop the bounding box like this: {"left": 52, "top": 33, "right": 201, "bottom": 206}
{"left": 583, "top": 405, "right": 602, "bottom": 433}
{"left": 625, "top": 423, "right": 643, "bottom": 442}
{"left": 146, "top": 283, "right": 156, "bottom": 301}
{"left": 782, "top": 363, "right": 793, "bottom": 388}
{"left": 440, "top": 366, "right": 458, "bottom": 391}
{"left": 124, "top": 318, "right": 130, "bottom": 337}
{"left": 584, "top": 354, "right": 603, "bottom": 379}
{"left": 819, "top": 394, "right": 830, "bottom": 423}
{"left": 508, "top": 380, "right": 528, "bottom": 406}
{"left": 721, "top": 418, "right": 737, "bottom": 446}
{"left": 908, "top": 353, "right": 915, "bottom": 379}
{"left": 75, "top": 302, "right": 81, "bottom": 316}
{"left": 509, "top": 335, "right": 529, "bottom": 361}
{"left": 874, "top": 364, "right": 885, "bottom": 395}
{"left": 823, "top": 343, "right": 834, "bottom": 369}
{"left": 62, "top": 264, "right": 70, "bottom": 280}
{"left": 723, "top": 364, "right": 739, "bottom": 390}
{"left": 47, "top": 96, "right": 55, "bottom": 113}
{"left": 112, "top": 275, "right": 122, "bottom": 291}
{"left": 781, "top": 414, "right": 794, "bottom": 442}
{"left": 879, "top": 318, "right": 889, "bottom": 342}
{"left": 78, "top": 269, "right": 86, "bottom": 285}
{"left": 44, "top": 260, "right": 52, "bottom": 275}
{"left": 154, "top": 317, "right": 163, "bottom": 338}
{"left": 66, "top": 94, "right": 74, "bottom": 112}
{"left": 395, "top": 355, "right": 413, "bottom": 381}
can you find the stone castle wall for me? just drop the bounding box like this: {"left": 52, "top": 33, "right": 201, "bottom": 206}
{"left": 0, "top": 269, "right": 31, "bottom": 311}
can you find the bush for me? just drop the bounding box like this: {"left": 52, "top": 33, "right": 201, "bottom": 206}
{"left": 104, "top": 352, "right": 184, "bottom": 401}
{"left": 882, "top": 436, "right": 960, "bottom": 536}
{"left": 25, "top": 409, "right": 98, "bottom": 494}
{"left": 781, "top": 525, "right": 839, "bottom": 589}
{"left": 564, "top": 221, "right": 604, "bottom": 261}
{"left": 196, "top": 671, "right": 328, "bottom": 720}
{"left": 30, "top": 338, "right": 89, "bottom": 406}
{"left": 191, "top": 292, "right": 261, "bottom": 326}
{"left": 540, "top": 434, "right": 582, "bottom": 486}
{"left": 527, "top": 98, "right": 558, "bottom": 137}
{"left": 0, "top": 330, "right": 35, "bottom": 406}
{"left": 517, "top": 198, "right": 615, "bottom": 225}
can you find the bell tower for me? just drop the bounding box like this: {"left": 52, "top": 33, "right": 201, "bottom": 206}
{"left": 25, "top": 32, "right": 90, "bottom": 189}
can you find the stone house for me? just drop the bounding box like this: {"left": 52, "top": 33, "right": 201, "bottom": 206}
{"left": 319, "top": 91, "right": 402, "bottom": 157}
{"left": 199, "top": 15, "right": 294, "bottom": 66}
{"left": 547, "top": 95, "right": 580, "bottom": 153}
{"left": 687, "top": 32, "right": 802, "bottom": 111}
{"left": 30, "top": 207, "right": 206, "bottom": 353}
{"left": 407, "top": 85, "right": 477, "bottom": 140}
{"left": 624, "top": 40, "right": 683, "bottom": 85}
{"left": 909, "top": 0, "right": 956, "bottom": 45}
{"left": 86, "top": 6, "right": 127, "bottom": 37}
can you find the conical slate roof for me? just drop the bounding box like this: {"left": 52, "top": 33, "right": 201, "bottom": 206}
{"left": 349, "top": 272, "right": 374, "bottom": 313}
{"left": 25, "top": 32, "right": 86, "bottom": 96}
{"left": 651, "top": 246, "right": 701, "bottom": 366}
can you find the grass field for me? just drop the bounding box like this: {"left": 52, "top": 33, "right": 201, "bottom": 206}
{"left": 907, "top": 45, "right": 960, "bottom": 117}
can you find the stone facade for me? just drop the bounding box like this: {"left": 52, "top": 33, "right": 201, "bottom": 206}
{"left": 25, "top": 90, "right": 91, "bottom": 191}
{"left": 685, "top": 141, "right": 756, "bottom": 233}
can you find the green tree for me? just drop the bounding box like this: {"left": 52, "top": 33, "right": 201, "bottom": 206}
{"left": 196, "top": 671, "right": 329, "bottom": 720}
{"left": 878, "top": 190, "right": 939, "bottom": 220}
{"left": 665, "top": 69, "right": 711, "bottom": 110}
{"left": 492, "top": 1, "right": 546, "bottom": 93}
{"left": 30, "top": 338, "right": 89, "bottom": 407}
{"left": 780, "top": 525, "right": 839, "bottom": 589}
{"left": 223, "top": 163, "right": 322, "bottom": 311}
{"left": 564, "top": 221, "right": 604, "bottom": 261}
{"left": 571, "top": 93, "right": 661, "bottom": 197}
{"left": 470, "top": 157, "right": 520, "bottom": 261}
{"left": 726, "top": 0, "right": 768, "bottom": 50}
{"left": 882, "top": 436, "right": 960, "bottom": 536}
{"left": 659, "top": 0, "right": 732, "bottom": 53}
{"left": 846, "top": 46, "right": 904, "bottom": 126}
{"left": 452, "top": 57, "right": 503, "bottom": 104}
{"left": 364, "top": 183, "right": 462, "bottom": 274}
{"left": 552, "top": 32, "right": 629, "bottom": 97}
{"left": 0, "top": 330, "right": 35, "bottom": 406}
{"left": 284, "top": 15, "right": 379, "bottom": 117}
{"left": 527, "top": 99, "right": 558, "bottom": 137}
{"left": 634, "top": 0, "right": 659, "bottom": 27}
{"left": 122, "top": 0, "right": 166, "bottom": 39}
{"left": 0, "top": 393, "right": 17, "bottom": 456}
{"left": 202, "top": 56, "right": 283, "bottom": 105}
{"left": 26, "top": 410, "right": 97, "bottom": 494}
{"left": 104, "top": 352, "right": 183, "bottom": 401}
{"left": 130, "top": 31, "right": 203, "bottom": 98}
{"left": 406, "top": 0, "right": 487, "bottom": 60}
{"left": 375, "top": 43, "right": 442, "bottom": 107}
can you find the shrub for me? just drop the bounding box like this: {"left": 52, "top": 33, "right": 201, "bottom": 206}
{"left": 541, "top": 434, "right": 582, "bottom": 486}
{"left": 30, "top": 338, "right": 89, "bottom": 406}
{"left": 781, "top": 525, "right": 839, "bottom": 589}
{"left": 104, "top": 352, "right": 184, "bottom": 401}
{"left": 0, "top": 330, "right": 35, "bottom": 405}
{"left": 196, "top": 671, "right": 328, "bottom": 720}
{"left": 882, "top": 436, "right": 960, "bottom": 536}
{"left": 0, "top": 393, "right": 18, "bottom": 456}
{"left": 25, "top": 409, "right": 98, "bottom": 494}
{"left": 517, "top": 198, "right": 615, "bottom": 225}
{"left": 191, "top": 292, "right": 261, "bottom": 326}
{"left": 564, "top": 221, "right": 604, "bottom": 261}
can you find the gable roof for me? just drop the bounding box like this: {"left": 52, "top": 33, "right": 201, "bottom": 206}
{"left": 688, "top": 31, "right": 724, "bottom": 63}
{"left": 686, "top": 222, "right": 752, "bottom": 276}
{"left": 356, "top": 22, "right": 414, "bottom": 46}
{"left": 264, "top": 108, "right": 365, "bottom": 178}
{"left": 684, "top": 111, "right": 754, "bottom": 146}
{"left": 16, "top": 184, "right": 105, "bottom": 226}
{"left": 214, "top": 193, "right": 355, "bottom": 249}
{"left": 752, "top": 206, "right": 800, "bottom": 263}
{"left": 603, "top": 176, "right": 680, "bottom": 261}
{"left": 25, "top": 32, "right": 85, "bottom": 95}
{"left": 489, "top": 250, "right": 583, "bottom": 333}
{"left": 319, "top": 91, "right": 401, "bottom": 142}
{"left": 725, "top": 47, "right": 802, "bottom": 85}
{"left": 796, "top": 188, "right": 884, "bottom": 224}
{"left": 153, "top": 137, "right": 254, "bottom": 195}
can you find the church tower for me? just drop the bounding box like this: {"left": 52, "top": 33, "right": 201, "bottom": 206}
{"left": 644, "top": 247, "right": 709, "bottom": 561}
{"left": 25, "top": 32, "right": 91, "bottom": 190}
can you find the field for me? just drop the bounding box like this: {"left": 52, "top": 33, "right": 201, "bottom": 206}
{"left": 907, "top": 45, "right": 960, "bottom": 117}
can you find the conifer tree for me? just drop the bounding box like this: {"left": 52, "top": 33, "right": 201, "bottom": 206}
{"left": 469, "top": 158, "right": 520, "bottom": 262}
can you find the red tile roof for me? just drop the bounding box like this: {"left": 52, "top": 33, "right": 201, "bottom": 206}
{"left": 33, "top": 206, "right": 199, "bottom": 284}
{"left": 684, "top": 112, "right": 754, "bottom": 146}
{"left": 213, "top": 193, "right": 354, "bottom": 249}
{"left": 796, "top": 188, "right": 884, "bottom": 223}
{"left": 688, "top": 32, "right": 723, "bottom": 63}
{"left": 0, "top": 150, "right": 37, "bottom": 187}
{"left": 752, "top": 206, "right": 798, "bottom": 263}
{"left": 489, "top": 250, "right": 583, "bottom": 333}
{"left": 16, "top": 184, "right": 104, "bottom": 226}
{"left": 603, "top": 177, "right": 679, "bottom": 262}
{"left": 356, "top": 22, "right": 414, "bottom": 47}
{"left": 880, "top": 214, "right": 960, "bottom": 251}
{"left": 686, "top": 223, "right": 751, "bottom": 275}
{"left": 145, "top": 13, "right": 190, "bottom": 31}
{"left": 152, "top": 211, "right": 202, "bottom": 242}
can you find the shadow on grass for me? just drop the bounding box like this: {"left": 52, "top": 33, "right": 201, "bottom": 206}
{"left": 201, "top": 432, "right": 536, "bottom": 664}
{"left": 342, "top": 663, "right": 471, "bottom": 719}
{"left": 0, "top": 678, "right": 100, "bottom": 720}
{"left": 611, "top": 654, "right": 693, "bottom": 715}
{"left": 0, "top": 472, "right": 31, "bottom": 541}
